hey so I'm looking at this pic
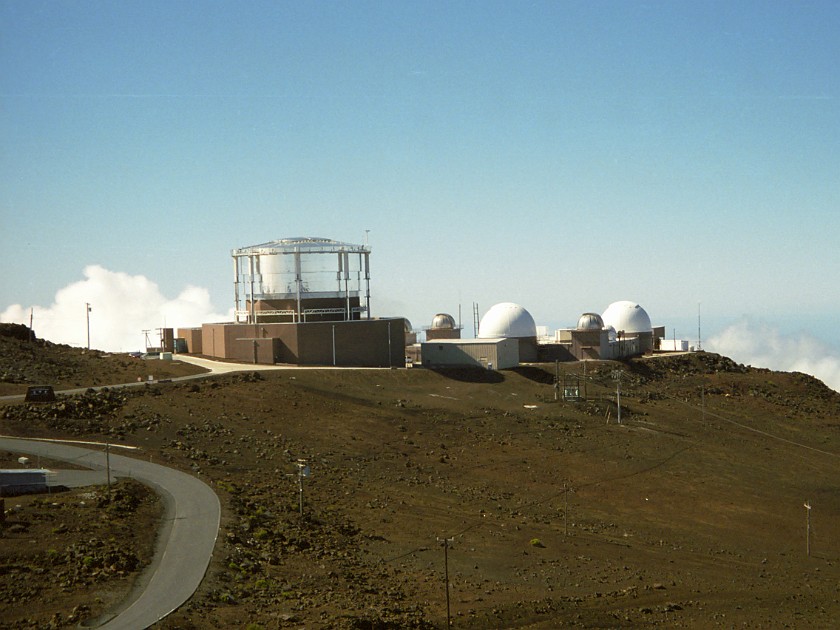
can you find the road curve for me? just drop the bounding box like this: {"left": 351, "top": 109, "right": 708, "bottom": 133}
{"left": 0, "top": 436, "right": 220, "bottom": 629}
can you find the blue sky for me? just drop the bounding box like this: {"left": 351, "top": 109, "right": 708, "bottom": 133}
{"left": 1, "top": 1, "right": 838, "bottom": 380}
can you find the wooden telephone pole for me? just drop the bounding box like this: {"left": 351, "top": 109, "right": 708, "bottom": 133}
{"left": 804, "top": 500, "right": 812, "bottom": 557}
{"left": 437, "top": 536, "right": 455, "bottom": 628}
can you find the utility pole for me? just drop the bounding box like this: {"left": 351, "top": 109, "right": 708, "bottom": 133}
{"left": 564, "top": 482, "right": 569, "bottom": 536}
{"left": 85, "top": 303, "right": 92, "bottom": 349}
{"left": 583, "top": 361, "right": 587, "bottom": 400}
{"left": 437, "top": 536, "right": 455, "bottom": 629}
{"left": 296, "top": 459, "right": 309, "bottom": 517}
{"left": 804, "top": 500, "right": 812, "bottom": 556}
{"left": 612, "top": 369, "right": 622, "bottom": 424}
{"left": 697, "top": 301, "right": 702, "bottom": 351}
{"left": 105, "top": 442, "right": 111, "bottom": 503}
{"left": 617, "top": 375, "right": 622, "bottom": 424}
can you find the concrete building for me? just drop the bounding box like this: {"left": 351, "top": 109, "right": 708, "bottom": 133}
{"left": 421, "top": 337, "right": 519, "bottom": 370}
{"left": 538, "top": 302, "right": 662, "bottom": 361}
{"left": 601, "top": 300, "right": 655, "bottom": 354}
{"left": 478, "top": 302, "right": 539, "bottom": 362}
{"left": 200, "top": 318, "right": 406, "bottom": 367}
{"left": 180, "top": 237, "right": 407, "bottom": 367}
{"left": 0, "top": 469, "right": 53, "bottom": 496}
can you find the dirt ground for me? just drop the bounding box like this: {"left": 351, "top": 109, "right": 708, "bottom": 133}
{"left": 2, "top": 325, "right": 839, "bottom": 628}
{"left": 0, "top": 476, "right": 161, "bottom": 629}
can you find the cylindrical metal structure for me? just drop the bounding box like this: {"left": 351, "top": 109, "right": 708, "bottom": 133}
{"left": 231, "top": 237, "right": 371, "bottom": 324}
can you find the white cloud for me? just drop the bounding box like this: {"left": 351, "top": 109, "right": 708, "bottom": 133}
{"left": 706, "top": 319, "right": 840, "bottom": 393}
{"left": 1, "top": 265, "right": 232, "bottom": 352}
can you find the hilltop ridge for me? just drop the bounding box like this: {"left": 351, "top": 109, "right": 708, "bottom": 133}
{"left": 2, "top": 325, "right": 839, "bottom": 628}
{"left": 0, "top": 323, "right": 206, "bottom": 395}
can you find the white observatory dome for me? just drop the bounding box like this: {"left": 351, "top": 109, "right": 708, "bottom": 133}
{"left": 577, "top": 312, "right": 604, "bottom": 330}
{"left": 478, "top": 302, "right": 537, "bottom": 339}
{"left": 430, "top": 313, "right": 457, "bottom": 330}
{"left": 602, "top": 301, "right": 652, "bottom": 334}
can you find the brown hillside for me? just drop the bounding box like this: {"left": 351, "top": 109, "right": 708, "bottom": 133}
{"left": 0, "top": 323, "right": 207, "bottom": 395}
{"left": 2, "top": 325, "right": 839, "bottom": 628}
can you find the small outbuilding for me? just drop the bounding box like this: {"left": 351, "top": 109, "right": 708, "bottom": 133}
{"left": 0, "top": 469, "right": 53, "bottom": 496}
{"left": 421, "top": 338, "right": 519, "bottom": 370}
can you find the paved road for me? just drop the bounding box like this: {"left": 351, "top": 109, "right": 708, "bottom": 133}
{"left": 0, "top": 436, "right": 220, "bottom": 629}
{"left": 0, "top": 355, "right": 379, "bottom": 623}
{"left": 175, "top": 354, "right": 380, "bottom": 372}
{"left": 0, "top": 354, "right": 306, "bottom": 404}
{"left": 0, "top": 354, "right": 389, "bottom": 405}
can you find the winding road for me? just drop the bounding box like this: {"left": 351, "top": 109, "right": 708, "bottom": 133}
{"left": 1, "top": 354, "right": 361, "bottom": 625}
{"left": 0, "top": 436, "right": 220, "bottom": 629}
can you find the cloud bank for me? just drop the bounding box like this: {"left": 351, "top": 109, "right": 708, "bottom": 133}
{"left": 1, "top": 265, "right": 232, "bottom": 352}
{"left": 706, "top": 319, "right": 840, "bottom": 393}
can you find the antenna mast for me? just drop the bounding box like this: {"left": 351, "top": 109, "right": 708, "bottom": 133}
{"left": 472, "top": 303, "right": 480, "bottom": 338}
{"left": 697, "top": 301, "right": 702, "bottom": 351}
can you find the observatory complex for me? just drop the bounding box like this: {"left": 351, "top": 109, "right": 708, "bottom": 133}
{"left": 176, "top": 235, "right": 672, "bottom": 369}
{"left": 419, "top": 301, "right": 666, "bottom": 369}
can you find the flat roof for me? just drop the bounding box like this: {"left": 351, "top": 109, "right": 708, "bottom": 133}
{"left": 422, "top": 338, "right": 508, "bottom": 345}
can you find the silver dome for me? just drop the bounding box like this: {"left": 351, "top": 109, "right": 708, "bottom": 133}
{"left": 577, "top": 312, "right": 604, "bottom": 330}
{"left": 430, "top": 313, "right": 457, "bottom": 330}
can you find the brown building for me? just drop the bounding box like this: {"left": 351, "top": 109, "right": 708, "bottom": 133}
{"left": 174, "top": 237, "right": 407, "bottom": 367}
{"left": 176, "top": 327, "right": 203, "bottom": 354}
{"left": 199, "top": 318, "right": 406, "bottom": 367}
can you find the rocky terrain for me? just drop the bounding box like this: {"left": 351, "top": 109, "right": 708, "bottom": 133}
{"left": 0, "top": 323, "right": 206, "bottom": 396}
{"left": 2, "top": 324, "right": 839, "bottom": 628}
{"left": 0, "top": 477, "right": 161, "bottom": 628}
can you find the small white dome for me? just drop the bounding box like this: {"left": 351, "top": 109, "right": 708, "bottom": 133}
{"left": 602, "top": 301, "right": 651, "bottom": 334}
{"left": 430, "top": 313, "right": 457, "bottom": 330}
{"left": 478, "top": 302, "right": 537, "bottom": 339}
{"left": 577, "top": 312, "right": 604, "bottom": 330}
